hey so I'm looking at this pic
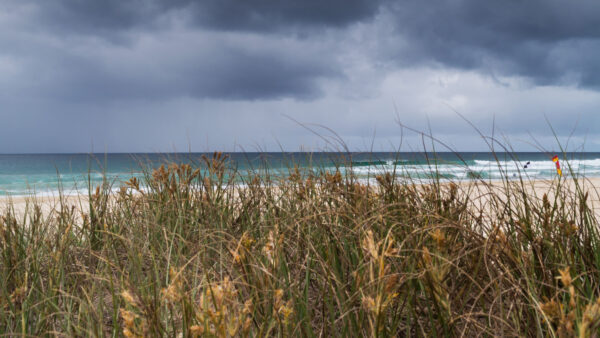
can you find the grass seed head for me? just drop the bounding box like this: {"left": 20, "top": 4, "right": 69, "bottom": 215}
{"left": 362, "top": 230, "right": 378, "bottom": 260}
{"left": 540, "top": 299, "right": 561, "bottom": 323}
{"left": 190, "top": 325, "right": 204, "bottom": 337}
{"left": 430, "top": 228, "right": 446, "bottom": 248}
{"left": 120, "top": 290, "right": 140, "bottom": 308}
{"left": 558, "top": 267, "right": 572, "bottom": 287}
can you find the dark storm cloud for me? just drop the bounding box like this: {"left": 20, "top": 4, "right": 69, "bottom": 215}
{"left": 186, "top": 0, "right": 386, "bottom": 32}
{"left": 1, "top": 0, "right": 362, "bottom": 102}
{"left": 24, "top": 0, "right": 387, "bottom": 36}
{"left": 34, "top": 0, "right": 156, "bottom": 32}
{"left": 387, "top": 0, "right": 600, "bottom": 88}
{"left": 9, "top": 37, "right": 337, "bottom": 102}
{"left": 26, "top": 0, "right": 600, "bottom": 90}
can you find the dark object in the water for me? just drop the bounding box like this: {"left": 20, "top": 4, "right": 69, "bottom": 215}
{"left": 523, "top": 161, "right": 530, "bottom": 169}
{"left": 350, "top": 160, "right": 387, "bottom": 167}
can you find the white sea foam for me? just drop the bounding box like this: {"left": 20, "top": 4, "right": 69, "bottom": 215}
{"left": 342, "top": 157, "right": 600, "bottom": 181}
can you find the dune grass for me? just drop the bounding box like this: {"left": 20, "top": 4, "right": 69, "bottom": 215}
{"left": 1, "top": 151, "right": 600, "bottom": 336}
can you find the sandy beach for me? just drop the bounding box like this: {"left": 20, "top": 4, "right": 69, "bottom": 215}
{"left": 3, "top": 177, "right": 600, "bottom": 219}
{"left": 0, "top": 194, "right": 89, "bottom": 221}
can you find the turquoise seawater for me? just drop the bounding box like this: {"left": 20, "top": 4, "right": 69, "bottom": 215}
{"left": 0, "top": 152, "right": 596, "bottom": 196}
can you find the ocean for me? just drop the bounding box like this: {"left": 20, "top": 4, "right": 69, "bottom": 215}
{"left": 0, "top": 152, "right": 596, "bottom": 196}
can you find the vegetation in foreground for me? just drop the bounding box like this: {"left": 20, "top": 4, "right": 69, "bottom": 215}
{"left": 2, "top": 152, "right": 600, "bottom": 336}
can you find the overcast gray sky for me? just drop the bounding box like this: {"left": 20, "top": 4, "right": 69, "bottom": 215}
{"left": 1, "top": 0, "right": 599, "bottom": 153}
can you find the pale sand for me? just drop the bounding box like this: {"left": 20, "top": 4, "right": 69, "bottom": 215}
{"left": 1, "top": 177, "right": 600, "bottom": 220}
{"left": 446, "top": 177, "right": 600, "bottom": 221}
{"left": 0, "top": 194, "right": 89, "bottom": 220}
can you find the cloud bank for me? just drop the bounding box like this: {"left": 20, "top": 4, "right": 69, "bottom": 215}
{"left": 0, "top": 0, "right": 599, "bottom": 152}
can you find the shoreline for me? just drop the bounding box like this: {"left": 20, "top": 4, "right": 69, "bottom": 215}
{"left": 1, "top": 176, "right": 600, "bottom": 217}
